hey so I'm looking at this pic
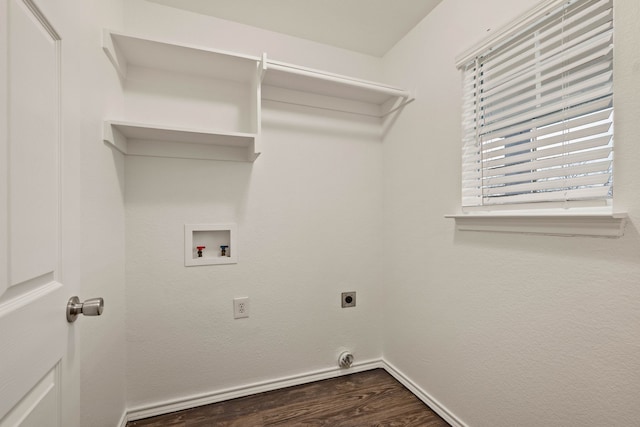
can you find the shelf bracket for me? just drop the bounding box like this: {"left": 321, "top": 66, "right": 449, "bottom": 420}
{"left": 381, "top": 96, "right": 415, "bottom": 118}
{"left": 102, "top": 29, "right": 127, "bottom": 79}
{"left": 102, "top": 121, "right": 128, "bottom": 155}
{"left": 259, "top": 52, "right": 268, "bottom": 82}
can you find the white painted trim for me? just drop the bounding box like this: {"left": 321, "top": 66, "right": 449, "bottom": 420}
{"left": 125, "top": 359, "right": 384, "bottom": 422}
{"left": 381, "top": 360, "right": 468, "bottom": 427}
{"left": 121, "top": 359, "right": 471, "bottom": 426}
{"left": 445, "top": 213, "right": 627, "bottom": 237}
{"left": 116, "top": 410, "right": 127, "bottom": 427}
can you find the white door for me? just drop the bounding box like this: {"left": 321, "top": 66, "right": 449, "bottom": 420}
{"left": 0, "top": 0, "right": 82, "bottom": 426}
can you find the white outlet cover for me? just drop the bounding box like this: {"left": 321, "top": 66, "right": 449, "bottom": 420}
{"left": 233, "top": 297, "right": 249, "bottom": 319}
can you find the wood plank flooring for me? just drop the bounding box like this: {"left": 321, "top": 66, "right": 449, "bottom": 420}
{"left": 127, "top": 369, "right": 449, "bottom": 426}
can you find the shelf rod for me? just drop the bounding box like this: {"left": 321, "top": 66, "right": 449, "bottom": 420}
{"left": 265, "top": 62, "right": 411, "bottom": 99}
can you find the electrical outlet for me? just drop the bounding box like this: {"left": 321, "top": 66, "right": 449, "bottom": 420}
{"left": 341, "top": 292, "right": 356, "bottom": 308}
{"left": 233, "top": 297, "right": 249, "bottom": 319}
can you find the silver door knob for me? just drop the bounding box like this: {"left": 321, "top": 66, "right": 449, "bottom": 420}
{"left": 66, "top": 296, "right": 104, "bottom": 323}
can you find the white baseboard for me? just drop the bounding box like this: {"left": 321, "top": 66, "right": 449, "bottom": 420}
{"left": 381, "top": 360, "right": 467, "bottom": 427}
{"left": 125, "top": 358, "right": 384, "bottom": 422}
{"left": 123, "top": 359, "right": 465, "bottom": 426}
{"left": 116, "top": 409, "right": 127, "bottom": 427}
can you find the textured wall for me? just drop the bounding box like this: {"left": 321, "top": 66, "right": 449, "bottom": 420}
{"left": 123, "top": 0, "right": 383, "bottom": 82}
{"left": 118, "top": 0, "right": 640, "bottom": 423}
{"left": 123, "top": 1, "right": 385, "bottom": 409}
{"left": 381, "top": 0, "right": 640, "bottom": 426}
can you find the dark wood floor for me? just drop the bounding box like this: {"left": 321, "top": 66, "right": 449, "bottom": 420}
{"left": 127, "top": 369, "right": 450, "bottom": 426}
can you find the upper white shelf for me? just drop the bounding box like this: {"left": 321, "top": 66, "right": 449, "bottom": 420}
{"left": 103, "top": 30, "right": 413, "bottom": 116}
{"left": 262, "top": 58, "right": 413, "bottom": 117}
{"left": 103, "top": 29, "right": 260, "bottom": 83}
{"left": 102, "top": 30, "right": 414, "bottom": 160}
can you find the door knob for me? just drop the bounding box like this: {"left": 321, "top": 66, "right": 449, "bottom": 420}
{"left": 66, "top": 296, "right": 104, "bottom": 323}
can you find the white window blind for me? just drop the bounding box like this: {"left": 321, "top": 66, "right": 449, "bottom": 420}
{"left": 459, "top": 0, "right": 613, "bottom": 208}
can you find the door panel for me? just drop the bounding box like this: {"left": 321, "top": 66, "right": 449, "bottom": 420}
{"left": 0, "top": 366, "right": 60, "bottom": 427}
{"left": 8, "top": 0, "right": 58, "bottom": 287}
{"left": 0, "top": 0, "right": 67, "bottom": 425}
{"left": 0, "top": 283, "right": 64, "bottom": 422}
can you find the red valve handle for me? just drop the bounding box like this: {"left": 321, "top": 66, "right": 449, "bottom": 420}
{"left": 196, "top": 246, "right": 206, "bottom": 250}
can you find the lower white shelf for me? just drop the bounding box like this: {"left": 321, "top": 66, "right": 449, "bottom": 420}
{"left": 103, "top": 120, "right": 259, "bottom": 162}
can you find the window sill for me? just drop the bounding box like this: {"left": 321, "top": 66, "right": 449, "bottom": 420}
{"left": 445, "top": 213, "right": 627, "bottom": 238}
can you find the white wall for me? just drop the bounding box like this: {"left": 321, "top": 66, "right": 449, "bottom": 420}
{"left": 381, "top": 1, "right": 640, "bottom": 426}
{"left": 85, "top": 0, "right": 640, "bottom": 424}
{"left": 124, "top": 0, "right": 383, "bottom": 82}
{"left": 123, "top": 1, "right": 385, "bottom": 409}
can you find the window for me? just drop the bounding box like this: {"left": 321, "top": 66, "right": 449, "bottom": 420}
{"left": 457, "top": 0, "right": 613, "bottom": 210}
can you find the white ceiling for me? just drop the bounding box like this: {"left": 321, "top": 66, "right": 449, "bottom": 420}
{"left": 146, "top": 0, "right": 443, "bottom": 57}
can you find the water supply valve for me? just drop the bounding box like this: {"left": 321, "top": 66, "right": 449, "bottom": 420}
{"left": 196, "top": 245, "right": 206, "bottom": 257}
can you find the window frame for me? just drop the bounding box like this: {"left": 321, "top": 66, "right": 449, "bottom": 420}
{"left": 448, "top": 0, "right": 626, "bottom": 237}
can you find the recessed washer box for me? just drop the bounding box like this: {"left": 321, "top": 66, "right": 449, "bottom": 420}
{"left": 185, "top": 223, "right": 237, "bottom": 266}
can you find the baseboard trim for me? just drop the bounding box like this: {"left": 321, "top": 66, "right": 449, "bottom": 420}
{"left": 123, "top": 359, "right": 466, "bottom": 426}
{"left": 116, "top": 409, "right": 128, "bottom": 427}
{"left": 125, "top": 358, "right": 384, "bottom": 422}
{"left": 381, "top": 360, "right": 467, "bottom": 427}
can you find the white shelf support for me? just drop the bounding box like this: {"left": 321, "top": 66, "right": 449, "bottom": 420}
{"left": 103, "top": 121, "right": 128, "bottom": 155}
{"left": 102, "top": 29, "right": 127, "bottom": 79}
{"left": 259, "top": 52, "right": 268, "bottom": 82}
{"left": 101, "top": 30, "right": 415, "bottom": 160}
{"left": 380, "top": 95, "right": 415, "bottom": 118}
{"left": 251, "top": 55, "right": 265, "bottom": 155}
